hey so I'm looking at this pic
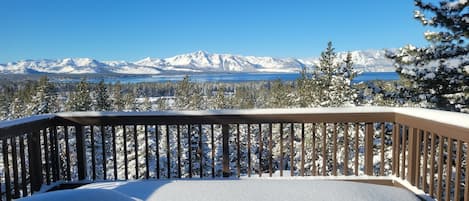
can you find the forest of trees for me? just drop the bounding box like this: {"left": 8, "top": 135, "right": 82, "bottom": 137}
{"left": 1, "top": 37, "right": 467, "bottom": 121}
{"left": 0, "top": 42, "right": 421, "bottom": 121}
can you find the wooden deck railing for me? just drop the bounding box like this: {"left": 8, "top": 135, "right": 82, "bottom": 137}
{"left": 0, "top": 107, "right": 467, "bottom": 201}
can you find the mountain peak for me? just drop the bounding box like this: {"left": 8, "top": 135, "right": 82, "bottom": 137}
{"left": 194, "top": 50, "right": 209, "bottom": 55}
{"left": 0, "top": 50, "right": 395, "bottom": 74}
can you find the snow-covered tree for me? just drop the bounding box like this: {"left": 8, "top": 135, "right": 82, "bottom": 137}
{"left": 8, "top": 96, "right": 25, "bottom": 119}
{"left": 212, "top": 87, "right": 228, "bottom": 109}
{"left": 268, "top": 79, "right": 291, "bottom": 108}
{"left": 67, "top": 78, "right": 92, "bottom": 111}
{"left": 387, "top": 0, "right": 468, "bottom": 111}
{"left": 297, "top": 42, "right": 358, "bottom": 107}
{"left": 175, "top": 75, "right": 203, "bottom": 110}
{"left": 123, "top": 91, "right": 137, "bottom": 111}
{"left": 95, "top": 79, "right": 111, "bottom": 111}
{"left": 27, "top": 76, "right": 58, "bottom": 115}
{"left": 233, "top": 86, "right": 255, "bottom": 109}
{"left": 112, "top": 81, "right": 125, "bottom": 111}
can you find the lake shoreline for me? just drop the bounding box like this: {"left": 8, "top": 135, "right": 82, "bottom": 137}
{"left": 0, "top": 72, "right": 400, "bottom": 83}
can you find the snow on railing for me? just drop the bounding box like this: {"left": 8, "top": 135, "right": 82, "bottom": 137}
{"left": 0, "top": 107, "right": 467, "bottom": 201}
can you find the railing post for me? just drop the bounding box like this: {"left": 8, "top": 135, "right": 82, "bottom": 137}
{"left": 75, "top": 125, "right": 87, "bottom": 180}
{"left": 27, "top": 131, "right": 42, "bottom": 193}
{"left": 364, "top": 123, "right": 374, "bottom": 176}
{"left": 407, "top": 127, "right": 418, "bottom": 186}
{"left": 222, "top": 124, "right": 230, "bottom": 177}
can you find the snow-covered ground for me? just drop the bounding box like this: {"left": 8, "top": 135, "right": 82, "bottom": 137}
{"left": 17, "top": 179, "right": 420, "bottom": 201}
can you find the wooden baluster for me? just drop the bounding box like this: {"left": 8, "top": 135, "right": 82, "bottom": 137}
{"left": 19, "top": 136, "right": 27, "bottom": 196}
{"left": 464, "top": 142, "right": 469, "bottom": 201}
{"left": 3, "top": 139, "right": 12, "bottom": 201}
{"left": 454, "top": 140, "right": 462, "bottom": 201}
{"left": 188, "top": 125, "right": 192, "bottom": 178}
{"left": 166, "top": 125, "right": 170, "bottom": 178}
{"left": 436, "top": 136, "right": 444, "bottom": 201}
{"left": 177, "top": 125, "right": 181, "bottom": 178}
{"left": 199, "top": 124, "right": 203, "bottom": 178}
{"left": 123, "top": 126, "right": 128, "bottom": 180}
{"left": 42, "top": 128, "right": 50, "bottom": 184}
{"left": 248, "top": 124, "right": 252, "bottom": 177}
{"left": 380, "top": 123, "right": 385, "bottom": 176}
{"left": 444, "top": 138, "right": 453, "bottom": 201}
{"left": 156, "top": 125, "right": 160, "bottom": 179}
{"left": 407, "top": 128, "right": 418, "bottom": 185}
{"left": 300, "top": 123, "right": 305, "bottom": 176}
{"left": 343, "top": 123, "right": 349, "bottom": 176}
{"left": 415, "top": 129, "right": 422, "bottom": 186}
{"left": 222, "top": 124, "right": 230, "bottom": 177}
{"left": 312, "top": 123, "right": 317, "bottom": 176}
{"left": 429, "top": 133, "right": 436, "bottom": 197}
{"left": 322, "top": 123, "right": 327, "bottom": 176}
{"left": 75, "top": 125, "right": 87, "bottom": 181}
{"left": 354, "top": 123, "right": 359, "bottom": 176}
{"left": 11, "top": 137, "right": 20, "bottom": 199}
{"left": 112, "top": 126, "right": 118, "bottom": 180}
{"left": 332, "top": 123, "right": 337, "bottom": 176}
{"left": 28, "top": 132, "right": 42, "bottom": 193}
{"left": 133, "top": 125, "right": 138, "bottom": 179}
{"left": 101, "top": 126, "right": 107, "bottom": 180}
{"left": 364, "top": 123, "right": 374, "bottom": 176}
{"left": 64, "top": 127, "right": 71, "bottom": 181}
{"left": 392, "top": 123, "right": 397, "bottom": 175}
{"left": 422, "top": 131, "right": 428, "bottom": 193}
{"left": 269, "top": 123, "right": 273, "bottom": 177}
{"left": 144, "top": 125, "right": 149, "bottom": 179}
{"left": 280, "top": 123, "right": 283, "bottom": 177}
{"left": 51, "top": 126, "right": 60, "bottom": 182}
{"left": 401, "top": 125, "right": 407, "bottom": 180}
{"left": 290, "top": 123, "right": 294, "bottom": 176}
{"left": 236, "top": 124, "right": 240, "bottom": 178}
{"left": 91, "top": 126, "right": 96, "bottom": 181}
{"left": 211, "top": 124, "right": 215, "bottom": 178}
{"left": 259, "top": 124, "right": 263, "bottom": 177}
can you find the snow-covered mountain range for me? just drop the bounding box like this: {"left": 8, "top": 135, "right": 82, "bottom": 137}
{"left": 0, "top": 50, "right": 395, "bottom": 74}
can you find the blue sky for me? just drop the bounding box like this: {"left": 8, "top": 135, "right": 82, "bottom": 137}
{"left": 1, "top": 0, "right": 429, "bottom": 63}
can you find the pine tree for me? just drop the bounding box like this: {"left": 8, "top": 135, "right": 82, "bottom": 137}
{"left": 27, "top": 76, "right": 58, "bottom": 115}
{"left": 233, "top": 86, "right": 255, "bottom": 109}
{"left": 213, "top": 87, "right": 227, "bottom": 109}
{"left": 0, "top": 91, "right": 10, "bottom": 120}
{"left": 175, "top": 75, "right": 203, "bottom": 110}
{"left": 387, "top": 0, "right": 468, "bottom": 111}
{"left": 296, "top": 67, "right": 315, "bottom": 107}
{"left": 67, "top": 78, "right": 92, "bottom": 111}
{"left": 269, "top": 79, "right": 290, "bottom": 108}
{"left": 112, "top": 81, "right": 125, "bottom": 111}
{"left": 123, "top": 91, "right": 136, "bottom": 111}
{"left": 95, "top": 80, "right": 111, "bottom": 111}
{"left": 189, "top": 84, "right": 203, "bottom": 110}
{"left": 299, "top": 42, "right": 357, "bottom": 107}
{"left": 9, "top": 95, "right": 25, "bottom": 119}
{"left": 175, "top": 76, "right": 191, "bottom": 110}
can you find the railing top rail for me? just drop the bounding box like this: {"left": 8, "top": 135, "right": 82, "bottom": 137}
{"left": 55, "top": 106, "right": 396, "bottom": 117}
{"left": 393, "top": 107, "right": 469, "bottom": 130}
{"left": 0, "top": 107, "right": 468, "bottom": 135}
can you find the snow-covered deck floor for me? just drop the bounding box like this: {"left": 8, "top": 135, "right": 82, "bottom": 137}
{"left": 18, "top": 179, "right": 421, "bottom": 201}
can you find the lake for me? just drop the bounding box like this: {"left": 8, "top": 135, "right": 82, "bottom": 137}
{"left": 74, "top": 72, "right": 399, "bottom": 83}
